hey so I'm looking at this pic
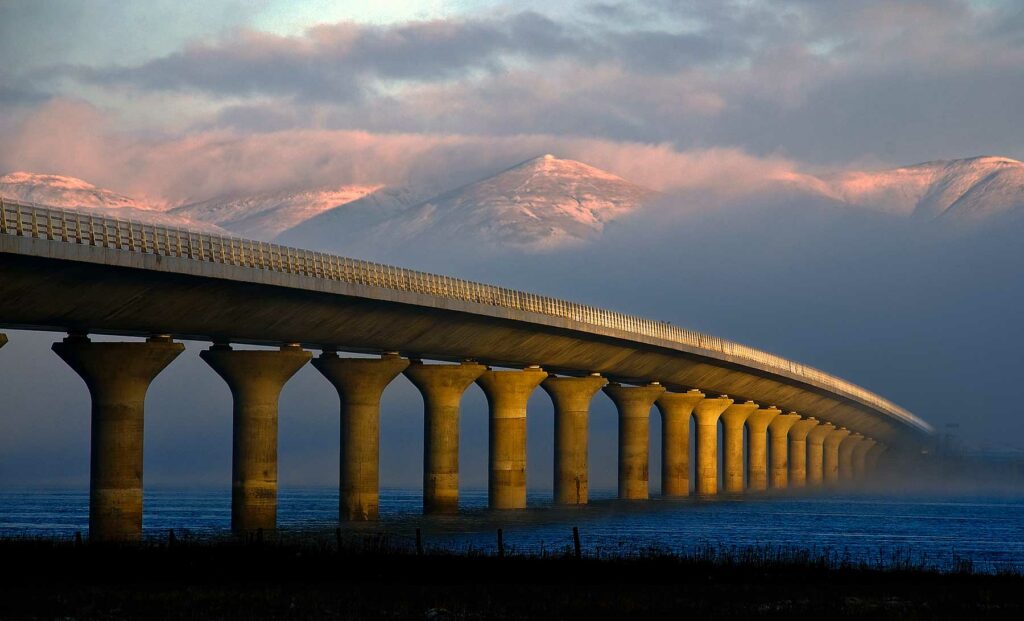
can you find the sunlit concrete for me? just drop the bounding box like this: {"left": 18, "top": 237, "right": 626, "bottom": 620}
{"left": 313, "top": 353, "right": 409, "bottom": 521}
{"left": 720, "top": 401, "right": 758, "bottom": 493}
{"left": 52, "top": 334, "right": 183, "bottom": 542}
{"left": 201, "top": 343, "right": 311, "bottom": 532}
{"left": 404, "top": 361, "right": 487, "bottom": 514}
{"left": 694, "top": 396, "right": 735, "bottom": 496}
{"left": 746, "top": 406, "right": 782, "bottom": 492}
{"left": 655, "top": 389, "right": 705, "bottom": 497}
{"left": 787, "top": 417, "right": 819, "bottom": 488}
{"left": 541, "top": 374, "right": 608, "bottom": 505}
{"left": 806, "top": 422, "right": 835, "bottom": 486}
{"left": 769, "top": 411, "right": 801, "bottom": 489}
{"left": 477, "top": 367, "right": 548, "bottom": 509}
{"left": 604, "top": 382, "right": 666, "bottom": 500}
{"left": 823, "top": 427, "right": 851, "bottom": 485}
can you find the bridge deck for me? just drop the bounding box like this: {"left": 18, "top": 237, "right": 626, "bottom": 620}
{"left": 0, "top": 198, "right": 932, "bottom": 445}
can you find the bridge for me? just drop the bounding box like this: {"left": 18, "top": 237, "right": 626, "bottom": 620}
{"left": 0, "top": 198, "right": 933, "bottom": 541}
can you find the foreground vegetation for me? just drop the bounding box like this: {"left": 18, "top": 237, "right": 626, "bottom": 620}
{"left": 0, "top": 533, "right": 1021, "bottom": 620}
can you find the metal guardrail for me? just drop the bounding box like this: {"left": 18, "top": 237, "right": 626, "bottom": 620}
{"left": 0, "top": 198, "right": 931, "bottom": 433}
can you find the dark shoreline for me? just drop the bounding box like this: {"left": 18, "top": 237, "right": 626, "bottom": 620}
{"left": 0, "top": 535, "right": 1021, "bottom": 619}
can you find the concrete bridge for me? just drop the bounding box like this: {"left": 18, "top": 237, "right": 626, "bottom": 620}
{"left": 0, "top": 198, "right": 933, "bottom": 541}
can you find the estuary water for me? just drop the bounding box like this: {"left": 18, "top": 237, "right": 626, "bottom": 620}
{"left": 1, "top": 488, "right": 1022, "bottom": 572}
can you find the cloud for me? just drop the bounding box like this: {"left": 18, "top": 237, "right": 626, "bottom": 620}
{"left": 6, "top": 1, "right": 1024, "bottom": 176}
{"left": 0, "top": 98, "right": 804, "bottom": 204}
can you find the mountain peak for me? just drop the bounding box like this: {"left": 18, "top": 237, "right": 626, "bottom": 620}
{"left": 820, "top": 155, "right": 1024, "bottom": 219}
{"left": 370, "top": 155, "right": 657, "bottom": 251}
{"left": 503, "top": 154, "right": 636, "bottom": 185}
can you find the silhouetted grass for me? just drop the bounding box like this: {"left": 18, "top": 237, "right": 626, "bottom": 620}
{"left": 0, "top": 532, "right": 1021, "bottom": 619}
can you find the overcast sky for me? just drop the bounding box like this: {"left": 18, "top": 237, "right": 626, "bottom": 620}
{"left": 1, "top": 1, "right": 1023, "bottom": 492}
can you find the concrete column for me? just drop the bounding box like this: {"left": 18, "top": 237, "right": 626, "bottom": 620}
{"left": 541, "top": 374, "right": 608, "bottom": 505}
{"left": 313, "top": 352, "right": 409, "bottom": 521}
{"left": 200, "top": 343, "right": 311, "bottom": 533}
{"left": 476, "top": 367, "right": 548, "bottom": 509}
{"left": 52, "top": 334, "right": 183, "bottom": 542}
{"left": 823, "top": 427, "right": 851, "bottom": 485}
{"left": 865, "top": 442, "right": 887, "bottom": 475}
{"left": 745, "top": 407, "right": 781, "bottom": 492}
{"left": 655, "top": 389, "right": 705, "bottom": 497}
{"left": 805, "top": 422, "right": 835, "bottom": 486}
{"left": 720, "top": 401, "right": 758, "bottom": 493}
{"left": 768, "top": 411, "right": 801, "bottom": 489}
{"left": 693, "top": 396, "right": 734, "bottom": 496}
{"left": 839, "top": 432, "right": 865, "bottom": 482}
{"left": 404, "top": 361, "right": 486, "bottom": 514}
{"left": 787, "top": 417, "right": 819, "bottom": 489}
{"left": 603, "top": 382, "right": 666, "bottom": 500}
{"left": 852, "top": 437, "right": 876, "bottom": 480}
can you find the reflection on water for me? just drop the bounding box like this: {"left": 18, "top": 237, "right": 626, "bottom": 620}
{"left": 1, "top": 487, "right": 1022, "bottom": 572}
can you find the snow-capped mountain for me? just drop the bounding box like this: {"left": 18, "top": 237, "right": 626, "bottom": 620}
{"left": 286, "top": 154, "right": 656, "bottom": 253}
{"left": 170, "top": 185, "right": 382, "bottom": 239}
{"left": 0, "top": 172, "right": 153, "bottom": 211}
{"left": 0, "top": 172, "right": 228, "bottom": 233}
{"left": 819, "top": 156, "right": 1024, "bottom": 219}
{"left": 396, "top": 154, "right": 656, "bottom": 250}
{"left": 275, "top": 185, "right": 433, "bottom": 249}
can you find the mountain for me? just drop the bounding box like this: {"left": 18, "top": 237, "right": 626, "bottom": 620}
{"left": 275, "top": 185, "right": 433, "bottom": 250}
{"left": 279, "top": 155, "right": 658, "bottom": 253}
{"left": 0, "top": 172, "right": 227, "bottom": 233}
{"left": 392, "top": 154, "right": 657, "bottom": 250}
{"left": 170, "top": 185, "right": 381, "bottom": 239}
{"left": 820, "top": 156, "right": 1024, "bottom": 219}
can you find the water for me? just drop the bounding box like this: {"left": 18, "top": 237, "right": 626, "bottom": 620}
{"left": 1, "top": 487, "right": 1022, "bottom": 572}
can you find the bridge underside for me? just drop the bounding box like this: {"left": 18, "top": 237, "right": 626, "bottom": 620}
{"left": 0, "top": 249, "right": 914, "bottom": 446}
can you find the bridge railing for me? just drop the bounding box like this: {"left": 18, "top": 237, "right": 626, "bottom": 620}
{"left": 0, "top": 198, "right": 929, "bottom": 432}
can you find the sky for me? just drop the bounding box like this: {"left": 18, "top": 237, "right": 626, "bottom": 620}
{"left": 1, "top": 1, "right": 1023, "bottom": 491}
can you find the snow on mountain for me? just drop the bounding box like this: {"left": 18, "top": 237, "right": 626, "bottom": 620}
{"left": 171, "top": 185, "right": 382, "bottom": 239}
{"left": 308, "top": 154, "right": 657, "bottom": 253}
{"left": 820, "top": 156, "right": 1024, "bottom": 219}
{"left": 274, "top": 185, "right": 431, "bottom": 249}
{"left": 0, "top": 172, "right": 227, "bottom": 233}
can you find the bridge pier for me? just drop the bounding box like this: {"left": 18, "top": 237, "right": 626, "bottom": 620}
{"left": 604, "top": 382, "right": 666, "bottom": 500}
{"left": 655, "top": 390, "right": 705, "bottom": 497}
{"left": 693, "top": 396, "right": 735, "bottom": 496}
{"left": 313, "top": 352, "right": 409, "bottom": 522}
{"left": 200, "top": 343, "right": 311, "bottom": 532}
{"left": 839, "top": 433, "right": 865, "bottom": 483}
{"left": 787, "top": 417, "right": 819, "bottom": 489}
{"left": 745, "top": 407, "right": 781, "bottom": 492}
{"left": 52, "top": 334, "right": 183, "bottom": 542}
{"left": 866, "top": 442, "right": 887, "bottom": 475}
{"left": 823, "top": 427, "right": 851, "bottom": 485}
{"left": 805, "top": 422, "right": 835, "bottom": 486}
{"left": 477, "top": 367, "right": 548, "bottom": 510}
{"left": 404, "top": 361, "right": 486, "bottom": 514}
{"left": 769, "top": 411, "right": 801, "bottom": 490}
{"left": 720, "top": 402, "right": 758, "bottom": 493}
{"left": 852, "top": 437, "right": 876, "bottom": 481}
{"left": 541, "top": 374, "right": 608, "bottom": 506}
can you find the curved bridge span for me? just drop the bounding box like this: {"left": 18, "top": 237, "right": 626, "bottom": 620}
{"left": 0, "top": 199, "right": 931, "bottom": 540}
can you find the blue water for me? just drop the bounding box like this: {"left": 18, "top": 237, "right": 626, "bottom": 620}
{"left": 1, "top": 487, "right": 1022, "bottom": 572}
